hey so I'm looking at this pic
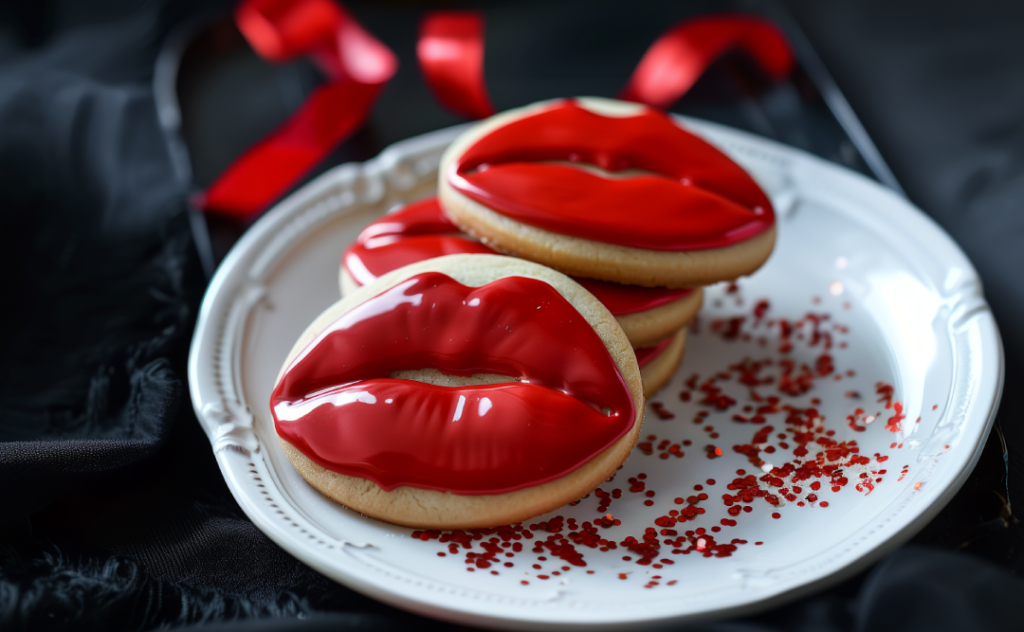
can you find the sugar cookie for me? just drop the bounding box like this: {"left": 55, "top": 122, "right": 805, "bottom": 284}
{"left": 438, "top": 97, "right": 776, "bottom": 288}
{"left": 273, "top": 254, "right": 645, "bottom": 529}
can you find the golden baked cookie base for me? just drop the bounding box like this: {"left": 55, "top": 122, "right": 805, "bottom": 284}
{"left": 639, "top": 327, "right": 687, "bottom": 398}
{"left": 277, "top": 254, "right": 645, "bottom": 529}
{"left": 619, "top": 288, "right": 701, "bottom": 348}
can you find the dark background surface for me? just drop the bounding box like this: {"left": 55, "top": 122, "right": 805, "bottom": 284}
{"left": 1, "top": 0, "right": 1023, "bottom": 630}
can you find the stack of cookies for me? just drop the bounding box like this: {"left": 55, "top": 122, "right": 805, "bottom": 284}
{"left": 340, "top": 97, "right": 776, "bottom": 398}
{"left": 274, "top": 96, "right": 777, "bottom": 528}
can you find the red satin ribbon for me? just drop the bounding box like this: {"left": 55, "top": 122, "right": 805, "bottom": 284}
{"left": 417, "top": 11, "right": 496, "bottom": 120}
{"left": 416, "top": 12, "right": 794, "bottom": 117}
{"left": 201, "top": 0, "right": 397, "bottom": 218}
{"left": 619, "top": 14, "right": 795, "bottom": 109}
{"left": 205, "top": 5, "right": 793, "bottom": 219}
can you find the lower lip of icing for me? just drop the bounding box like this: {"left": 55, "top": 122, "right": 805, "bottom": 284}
{"left": 448, "top": 101, "right": 775, "bottom": 251}
{"left": 343, "top": 197, "right": 693, "bottom": 313}
{"left": 272, "top": 272, "right": 635, "bottom": 495}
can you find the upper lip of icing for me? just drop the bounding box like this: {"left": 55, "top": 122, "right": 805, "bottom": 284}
{"left": 451, "top": 100, "right": 763, "bottom": 197}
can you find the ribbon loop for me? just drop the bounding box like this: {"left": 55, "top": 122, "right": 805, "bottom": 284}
{"left": 236, "top": 0, "right": 342, "bottom": 61}
{"left": 207, "top": 5, "right": 793, "bottom": 218}
{"left": 619, "top": 14, "right": 795, "bottom": 110}
{"left": 417, "top": 11, "right": 496, "bottom": 120}
{"left": 201, "top": 0, "right": 397, "bottom": 219}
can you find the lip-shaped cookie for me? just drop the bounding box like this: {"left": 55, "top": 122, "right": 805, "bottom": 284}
{"left": 273, "top": 254, "right": 645, "bottom": 528}
{"left": 342, "top": 196, "right": 703, "bottom": 346}
{"left": 439, "top": 97, "right": 777, "bottom": 287}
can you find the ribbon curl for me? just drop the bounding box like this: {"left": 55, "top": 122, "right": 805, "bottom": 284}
{"left": 416, "top": 11, "right": 794, "bottom": 116}
{"left": 418, "top": 11, "right": 496, "bottom": 120}
{"left": 619, "top": 14, "right": 795, "bottom": 109}
{"left": 201, "top": 0, "right": 397, "bottom": 218}
{"left": 204, "top": 3, "right": 793, "bottom": 219}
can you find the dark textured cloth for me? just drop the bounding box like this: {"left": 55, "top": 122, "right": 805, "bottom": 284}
{"left": 1, "top": 0, "right": 1022, "bottom": 630}
{"left": 0, "top": 4, "right": 191, "bottom": 515}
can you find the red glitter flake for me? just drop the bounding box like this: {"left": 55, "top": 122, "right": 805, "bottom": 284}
{"left": 650, "top": 402, "right": 675, "bottom": 420}
{"left": 885, "top": 402, "right": 906, "bottom": 433}
{"left": 876, "top": 382, "right": 895, "bottom": 409}
{"left": 846, "top": 408, "right": 869, "bottom": 433}
{"left": 712, "top": 316, "right": 746, "bottom": 341}
{"left": 897, "top": 465, "right": 910, "bottom": 482}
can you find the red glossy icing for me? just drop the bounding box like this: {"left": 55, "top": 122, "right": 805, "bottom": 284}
{"left": 344, "top": 197, "right": 693, "bottom": 315}
{"left": 573, "top": 277, "right": 690, "bottom": 316}
{"left": 343, "top": 197, "right": 493, "bottom": 287}
{"left": 448, "top": 100, "right": 774, "bottom": 251}
{"left": 634, "top": 336, "right": 674, "bottom": 369}
{"left": 272, "top": 272, "right": 635, "bottom": 495}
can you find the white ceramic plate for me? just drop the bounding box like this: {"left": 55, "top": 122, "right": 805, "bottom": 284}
{"left": 188, "top": 119, "right": 1002, "bottom": 630}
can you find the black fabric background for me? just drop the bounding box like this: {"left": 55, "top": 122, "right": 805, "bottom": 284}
{"left": 1, "top": 0, "right": 1022, "bottom": 630}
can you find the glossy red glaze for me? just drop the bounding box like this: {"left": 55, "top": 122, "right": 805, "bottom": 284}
{"left": 343, "top": 197, "right": 693, "bottom": 315}
{"left": 273, "top": 272, "right": 635, "bottom": 495}
{"left": 574, "top": 277, "right": 691, "bottom": 316}
{"left": 448, "top": 101, "right": 774, "bottom": 250}
{"left": 634, "top": 336, "right": 674, "bottom": 369}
